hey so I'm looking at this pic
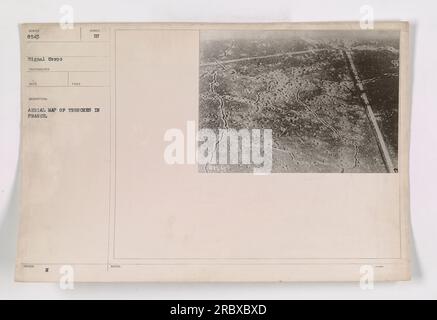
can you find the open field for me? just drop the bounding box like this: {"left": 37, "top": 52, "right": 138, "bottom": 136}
{"left": 199, "top": 30, "right": 400, "bottom": 173}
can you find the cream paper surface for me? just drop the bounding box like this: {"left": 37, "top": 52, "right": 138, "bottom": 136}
{"left": 16, "top": 22, "right": 411, "bottom": 282}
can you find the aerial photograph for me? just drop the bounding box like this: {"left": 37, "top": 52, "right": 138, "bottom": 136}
{"left": 199, "top": 30, "right": 400, "bottom": 173}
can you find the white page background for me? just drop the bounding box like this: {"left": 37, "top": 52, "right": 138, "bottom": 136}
{"left": 0, "top": 0, "right": 435, "bottom": 299}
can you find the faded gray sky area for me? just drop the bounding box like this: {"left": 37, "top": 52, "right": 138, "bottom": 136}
{"left": 200, "top": 29, "right": 400, "bottom": 43}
